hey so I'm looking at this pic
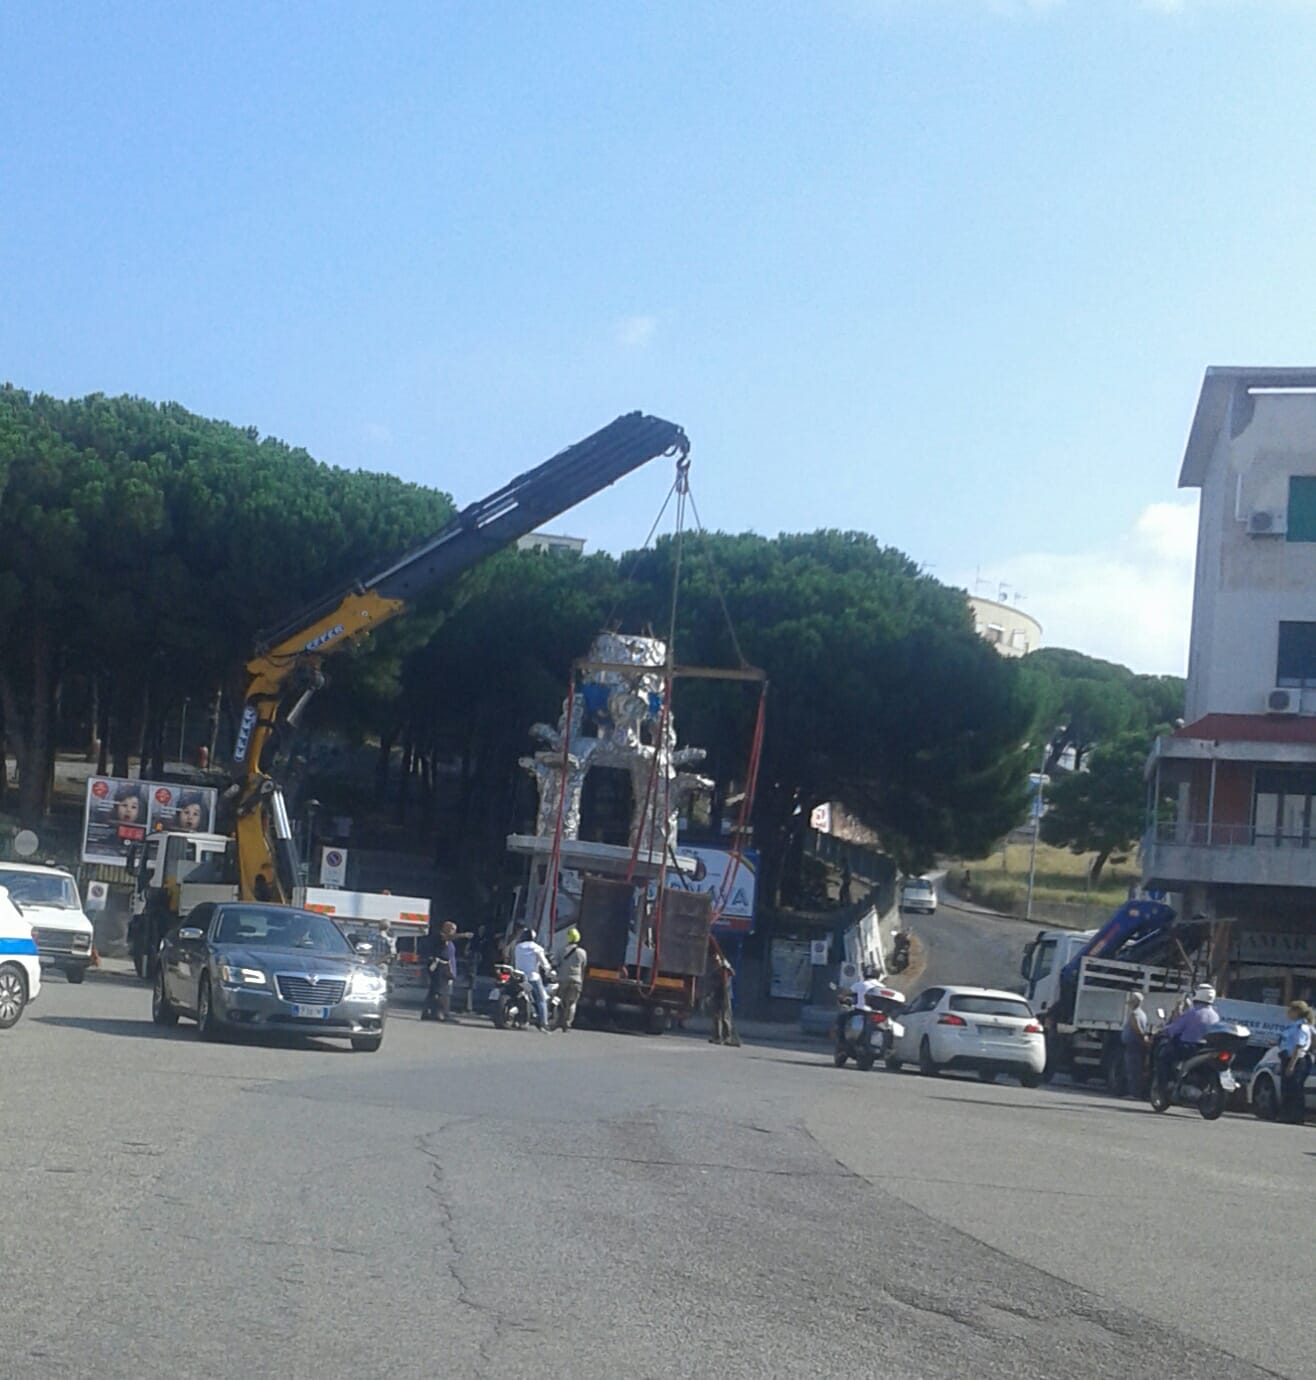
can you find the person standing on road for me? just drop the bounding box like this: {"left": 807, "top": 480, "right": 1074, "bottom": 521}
{"left": 1277, "top": 999, "right": 1313, "bottom": 1124}
{"left": 553, "top": 926, "right": 587, "bottom": 1030}
{"left": 708, "top": 937, "right": 740, "bottom": 1047}
{"left": 422, "top": 920, "right": 458, "bottom": 1023}
{"left": 513, "top": 927, "right": 551, "bottom": 1031}
{"left": 1121, "top": 991, "right": 1151, "bottom": 1098}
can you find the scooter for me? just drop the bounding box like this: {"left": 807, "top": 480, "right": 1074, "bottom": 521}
{"left": 489, "top": 964, "right": 560, "bottom": 1030}
{"left": 1148, "top": 1023, "right": 1251, "bottom": 1119}
{"left": 834, "top": 988, "right": 906, "bottom": 1071}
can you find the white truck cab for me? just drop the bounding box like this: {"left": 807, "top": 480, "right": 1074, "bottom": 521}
{"left": 0, "top": 861, "right": 94, "bottom": 983}
{"left": 0, "top": 882, "right": 44, "bottom": 1025}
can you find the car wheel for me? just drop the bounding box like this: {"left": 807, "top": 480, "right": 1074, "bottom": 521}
{"left": 0, "top": 964, "right": 28, "bottom": 1029}
{"left": 65, "top": 965, "right": 86, "bottom": 985}
{"left": 833, "top": 1047, "right": 848, "bottom": 1067}
{"left": 978, "top": 1069, "right": 997, "bottom": 1084}
{"left": 351, "top": 1035, "right": 383, "bottom": 1053}
{"left": 1020, "top": 1070, "right": 1042, "bottom": 1089}
{"left": 884, "top": 1056, "right": 902, "bottom": 1072}
{"left": 152, "top": 968, "right": 178, "bottom": 1027}
{"left": 1253, "top": 1073, "right": 1280, "bottom": 1122}
{"left": 918, "top": 1037, "right": 940, "bottom": 1078}
{"left": 196, "top": 975, "right": 220, "bottom": 1041}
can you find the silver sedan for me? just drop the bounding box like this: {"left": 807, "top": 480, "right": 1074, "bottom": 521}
{"left": 152, "top": 901, "right": 388, "bottom": 1052}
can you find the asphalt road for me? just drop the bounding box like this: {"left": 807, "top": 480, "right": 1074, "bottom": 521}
{"left": 4, "top": 970, "right": 1312, "bottom": 1380}
{"left": 905, "top": 891, "right": 1043, "bottom": 995}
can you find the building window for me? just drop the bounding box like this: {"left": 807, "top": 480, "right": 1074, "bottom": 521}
{"left": 1287, "top": 476, "right": 1316, "bottom": 542}
{"left": 1276, "top": 621, "right": 1316, "bottom": 687}
{"left": 1254, "top": 768, "right": 1316, "bottom": 846}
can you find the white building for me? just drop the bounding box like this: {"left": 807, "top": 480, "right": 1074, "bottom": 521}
{"left": 517, "top": 532, "right": 586, "bottom": 556}
{"left": 968, "top": 596, "right": 1041, "bottom": 658}
{"left": 1143, "top": 367, "right": 1316, "bottom": 1003}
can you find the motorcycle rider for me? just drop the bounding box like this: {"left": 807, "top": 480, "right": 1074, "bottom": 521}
{"left": 1155, "top": 983, "right": 1221, "bottom": 1089}
{"left": 513, "top": 926, "right": 552, "bottom": 1031}
{"left": 836, "top": 964, "right": 885, "bottom": 1044}
{"left": 554, "top": 926, "right": 587, "bottom": 1031}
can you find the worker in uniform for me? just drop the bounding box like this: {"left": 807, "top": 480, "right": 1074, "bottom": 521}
{"left": 422, "top": 920, "right": 458, "bottom": 1022}
{"left": 553, "top": 926, "right": 587, "bottom": 1031}
{"left": 1121, "top": 990, "right": 1151, "bottom": 1098}
{"left": 1278, "top": 999, "right": 1313, "bottom": 1124}
{"left": 708, "top": 937, "right": 740, "bottom": 1047}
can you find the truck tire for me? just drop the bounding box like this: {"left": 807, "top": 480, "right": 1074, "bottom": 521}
{"left": 0, "top": 964, "right": 28, "bottom": 1029}
{"left": 646, "top": 1006, "right": 669, "bottom": 1036}
{"left": 65, "top": 965, "right": 86, "bottom": 985}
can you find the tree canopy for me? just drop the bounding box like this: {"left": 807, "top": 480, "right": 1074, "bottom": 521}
{"left": 1039, "top": 730, "right": 1152, "bottom": 884}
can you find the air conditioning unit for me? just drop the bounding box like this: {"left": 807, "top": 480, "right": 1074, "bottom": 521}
{"left": 1247, "top": 509, "right": 1287, "bottom": 535}
{"left": 1266, "top": 686, "right": 1301, "bottom": 714}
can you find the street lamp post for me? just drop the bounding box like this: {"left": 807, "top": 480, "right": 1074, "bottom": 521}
{"left": 1025, "top": 740, "right": 1050, "bottom": 922}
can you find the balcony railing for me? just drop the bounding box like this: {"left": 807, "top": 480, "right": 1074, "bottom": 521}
{"left": 1143, "top": 821, "right": 1316, "bottom": 888}
{"left": 1145, "top": 821, "right": 1315, "bottom": 849}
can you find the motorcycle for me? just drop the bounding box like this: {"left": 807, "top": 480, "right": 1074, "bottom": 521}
{"left": 890, "top": 932, "right": 912, "bottom": 973}
{"left": 1148, "top": 1023, "right": 1251, "bottom": 1119}
{"left": 834, "top": 989, "right": 906, "bottom": 1072}
{"left": 489, "top": 963, "right": 561, "bottom": 1030}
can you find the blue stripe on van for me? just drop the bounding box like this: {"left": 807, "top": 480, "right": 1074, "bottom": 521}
{"left": 0, "top": 937, "right": 39, "bottom": 956}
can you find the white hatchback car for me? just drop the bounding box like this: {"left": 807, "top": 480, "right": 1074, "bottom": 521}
{"left": 889, "top": 985, "right": 1045, "bottom": 1085}
{"left": 899, "top": 877, "right": 937, "bottom": 915}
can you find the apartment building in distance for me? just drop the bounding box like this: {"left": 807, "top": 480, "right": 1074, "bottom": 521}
{"left": 1142, "top": 368, "right": 1316, "bottom": 1004}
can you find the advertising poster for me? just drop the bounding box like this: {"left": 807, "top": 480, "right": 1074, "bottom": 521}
{"left": 82, "top": 777, "right": 150, "bottom": 866}
{"left": 146, "top": 782, "right": 216, "bottom": 836}
{"left": 82, "top": 777, "right": 218, "bottom": 866}
{"left": 769, "top": 938, "right": 813, "bottom": 1000}
{"left": 680, "top": 845, "right": 759, "bottom": 934}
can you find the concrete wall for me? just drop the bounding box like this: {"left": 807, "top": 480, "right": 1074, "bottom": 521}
{"left": 1187, "top": 392, "right": 1316, "bottom": 719}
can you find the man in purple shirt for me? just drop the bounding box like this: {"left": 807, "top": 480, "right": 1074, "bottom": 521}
{"left": 1156, "top": 984, "right": 1221, "bottom": 1086}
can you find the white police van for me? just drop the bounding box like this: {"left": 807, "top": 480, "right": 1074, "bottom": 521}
{"left": 0, "top": 883, "right": 41, "bottom": 1028}
{"left": 0, "top": 861, "right": 95, "bottom": 983}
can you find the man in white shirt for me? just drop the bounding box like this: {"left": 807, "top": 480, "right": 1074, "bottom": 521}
{"left": 513, "top": 927, "right": 551, "bottom": 1031}
{"left": 837, "top": 965, "right": 885, "bottom": 1043}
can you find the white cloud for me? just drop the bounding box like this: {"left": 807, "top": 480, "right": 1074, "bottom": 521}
{"left": 615, "top": 314, "right": 658, "bottom": 349}
{"left": 963, "top": 498, "right": 1199, "bottom": 675}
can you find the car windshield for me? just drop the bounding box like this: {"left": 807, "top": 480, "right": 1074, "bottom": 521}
{"left": 949, "top": 994, "right": 1033, "bottom": 1019}
{"left": 214, "top": 906, "right": 352, "bottom": 954}
{"left": 0, "top": 871, "right": 78, "bottom": 909}
{"left": 905, "top": 880, "right": 932, "bottom": 892}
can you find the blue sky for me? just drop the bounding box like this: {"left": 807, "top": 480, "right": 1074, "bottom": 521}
{"left": 5, "top": 0, "right": 1316, "bottom": 674}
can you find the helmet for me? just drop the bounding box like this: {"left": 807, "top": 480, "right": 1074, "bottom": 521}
{"left": 862, "top": 964, "right": 879, "bottom": 981}
{"left": 565, "top": 927, "right": 581, "bottom": 944}
{"left": 1192, "top": 984, "right": 1217, "bottom": 1005}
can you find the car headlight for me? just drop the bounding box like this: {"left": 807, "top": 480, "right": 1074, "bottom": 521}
{"left": 348, "top": 969, "right": 387, "bottom": 998}
{"left": 219, "top": 964, "right": 268, "bottom": 987}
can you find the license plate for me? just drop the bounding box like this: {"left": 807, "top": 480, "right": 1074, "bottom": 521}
{"left": 290, "top": 1004, "right": 330, "bottom": 1019}
{"left": 979, "top": 1024, "right": 1011, "bottom": 1036}
{"left": 1220, "top": 1070, "right": 1238, "bottom": 1093}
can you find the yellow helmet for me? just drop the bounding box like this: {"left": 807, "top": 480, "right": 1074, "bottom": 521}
{"left": 566, "top": 927, "right": 581, "bottom": 944}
